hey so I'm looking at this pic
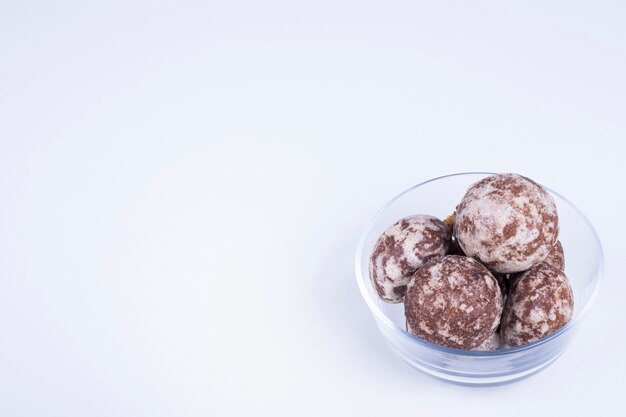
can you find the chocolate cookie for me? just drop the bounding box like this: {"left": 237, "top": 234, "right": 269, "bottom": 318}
{"left": 369, "top": 215, "right": 450, "bottom": 303}
{"left": 404, "top": 256, "right": 504, "bottom": 349}
{"left": 454, "top": 173, "right": 559, "bottom": 273}
{"left": 501, "top": 262, "right": 574, "bottom": 348}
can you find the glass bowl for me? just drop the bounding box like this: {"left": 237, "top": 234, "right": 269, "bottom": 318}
{"left": 355, "top": 172, "right": 603, "bottom": 385}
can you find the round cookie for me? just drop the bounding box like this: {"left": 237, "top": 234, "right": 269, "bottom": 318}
{"left": 472, "top": 331, "right": 501, "bottom": 351}
{"left": 404, "top": 255, "right": 504, "bottom": 349}
{"left": 454, "top": 173, "right": 559, "bottom": 274}
{"left": 501, "top": 262, "right": 574, "bottom": 348}
{"left": 369, "top": 215, "right": 450, "bottom": 303}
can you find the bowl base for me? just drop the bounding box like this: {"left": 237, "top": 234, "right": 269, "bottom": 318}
{"left": 390, "top": 343, "right": 565, "bottom": 386}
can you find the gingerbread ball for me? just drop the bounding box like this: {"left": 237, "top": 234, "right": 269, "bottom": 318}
{"left": 369, "top": 215, "right": 450, "bottom": 303}
{"left": 454, "top": 173, "right": 559, "bottom": 274}
{"left": 404, "top": 255, "right": 503, "bottom": 349}
{"left": 501, "top": 262, "right": 574, "bottom": 348}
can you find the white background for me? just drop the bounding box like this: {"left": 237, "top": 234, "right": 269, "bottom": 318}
{"left": 1, "top": 1, "right": 625, "bottom": 416}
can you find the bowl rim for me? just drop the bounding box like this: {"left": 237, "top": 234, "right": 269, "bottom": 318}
{"left": 355, "top": 171, "right": 604, "bottom": 357}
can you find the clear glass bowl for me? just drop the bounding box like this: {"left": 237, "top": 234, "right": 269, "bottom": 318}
{"left": 355, "top": 172, "right": 603, "bottom": 385}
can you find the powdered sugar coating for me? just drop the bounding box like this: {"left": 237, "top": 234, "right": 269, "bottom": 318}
{"left": 448, "top": 236, "right": 507, "bottom": 296}
{"left": 369, "top": 215, "right": 450, "bottom": 303}
{"left": 508, "top": 240, "right": 565, "bottom": 292}
{"left": 501, "top": 262, "right": 574, "bottom": 348}
{"left": 472, "top": 331, "right": 501, "bottom": 351}
{"left": 544, "top": 240, "right": 565, "bottom": 271}
{"left": 454, "top": 173, "right": 559, "bottom": 273}
{"left": 404, "top": 256, "right": 504, "bottom": 349}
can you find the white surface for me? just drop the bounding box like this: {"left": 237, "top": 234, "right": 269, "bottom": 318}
{"left": 1, "top": 1, "right": 625, "bottom": 416}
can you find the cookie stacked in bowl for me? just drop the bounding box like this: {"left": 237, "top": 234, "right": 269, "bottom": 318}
{"left": 369, "top": 173, "right": 574, "bottom": 350}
